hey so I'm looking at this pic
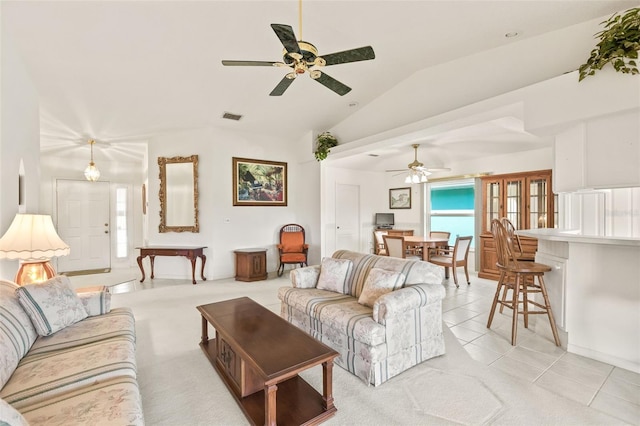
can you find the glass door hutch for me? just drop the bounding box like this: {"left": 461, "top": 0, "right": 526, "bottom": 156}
{"left": 479, "top": 169, "right": 556, "bottom": 280}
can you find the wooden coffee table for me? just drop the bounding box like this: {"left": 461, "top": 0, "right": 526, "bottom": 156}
{"left": 197, "top": 297, "right": 338, "bottom": 426}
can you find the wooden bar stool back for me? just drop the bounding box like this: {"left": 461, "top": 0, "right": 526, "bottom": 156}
{"left": 487, "top": 219, "right": 560, "bottom": 346}
{"left": 500, "top": 217, "right": 535, "bottom": 261}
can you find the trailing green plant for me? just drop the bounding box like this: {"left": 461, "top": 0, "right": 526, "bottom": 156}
{"left": 578, "top": 7, "right": 640, "bottom": 81}
{"left": 314, "top": 132, "right": 338, "bottom": 161}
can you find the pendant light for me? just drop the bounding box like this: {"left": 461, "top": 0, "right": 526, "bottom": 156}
{"left": 84, "top": 139, "right": 100, "bottom": 181}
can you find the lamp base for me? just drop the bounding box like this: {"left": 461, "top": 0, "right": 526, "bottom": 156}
{"left": 15, "top": 261, "right": 56, "bottom": 286}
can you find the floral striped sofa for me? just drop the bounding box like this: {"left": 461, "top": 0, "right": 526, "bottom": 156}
{"left": 0, "top": 277, "right": 144, "bottom": 425}
{"left": 278, "top": 250, "right": 446, "bottom": 386}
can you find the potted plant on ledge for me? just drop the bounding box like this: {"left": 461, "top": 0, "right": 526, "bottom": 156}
{"left": 578, "top": 7, "right": 640, "bottom": 81}
{"left": 314, "top": 132, "right": 338, "bottom": 161}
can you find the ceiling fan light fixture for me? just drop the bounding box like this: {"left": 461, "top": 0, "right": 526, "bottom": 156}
{"left": 405, "top": 168, "right": 429, "bottom": 184}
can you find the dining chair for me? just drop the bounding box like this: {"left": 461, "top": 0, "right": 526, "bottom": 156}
{"left": 428, "top": 235, "right": 472, "bottom": 287}
{"left": 426, "top": 231, "right": 451, "bottom": 260}
{"left": 373, "top": 230, "right": 388, "bottom": 255}
{"left": 487, "top": 219, "right": 560, "bottom": 346}
{"left": 383, "top": 235, "right": 421, "bottom": 260}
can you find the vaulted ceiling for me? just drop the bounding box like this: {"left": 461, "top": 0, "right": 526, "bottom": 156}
{"left": 2, "top": 1, "right": 637, "bottom": 166}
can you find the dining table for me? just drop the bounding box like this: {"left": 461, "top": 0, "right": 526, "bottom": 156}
{"left": 403, "top": 236, "right": 449, "bottom": 262}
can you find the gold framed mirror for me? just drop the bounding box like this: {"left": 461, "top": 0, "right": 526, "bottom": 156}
{"left": 158, "top": 155, "right": 199, "bottom": 233}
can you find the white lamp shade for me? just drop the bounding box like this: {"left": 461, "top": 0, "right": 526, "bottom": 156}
{"left": 0, "top": 214, "right": 70, "bottom": 260}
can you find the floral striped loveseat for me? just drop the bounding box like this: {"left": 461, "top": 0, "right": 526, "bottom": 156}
{"left": 278, "top": 250, "right": 446, "bottom": 386}
{"left": 0, "top": 277, "right": 143, "bottom": 425}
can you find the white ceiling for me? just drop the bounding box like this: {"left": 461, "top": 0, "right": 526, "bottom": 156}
{"left": 2, "top": 0, "right": 638, "bottom": 167}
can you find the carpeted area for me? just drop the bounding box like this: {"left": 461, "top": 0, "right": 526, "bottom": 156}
{"left": 111, "top": 277, "right": 625, "bottom": 425}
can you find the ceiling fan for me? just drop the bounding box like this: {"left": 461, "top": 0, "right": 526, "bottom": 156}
{"left": 221, "top": 1, "right": 375, "bottom": 96}
{"left": 386, "top": 144, "right": 451, "bottom": 183}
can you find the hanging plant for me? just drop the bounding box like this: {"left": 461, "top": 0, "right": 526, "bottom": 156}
{"left": 314, "top": 132, "right": 338, "bottom": 161}
{"left": 578, "top": 7, "right": 640, "bottom": 81}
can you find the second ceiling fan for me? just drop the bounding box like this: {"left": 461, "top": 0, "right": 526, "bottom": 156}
{"left": 221, "top": 1, "right": 375, "bottom": 96}
{"left": 386, "top": 144, "right": 451, "bottom": 183}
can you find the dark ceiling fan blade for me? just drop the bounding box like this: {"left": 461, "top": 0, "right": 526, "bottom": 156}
{"left": 313, "top": 72, "right": 351, "bottom": 96}
{"left": 269, "top": 76, "right": 295, "bottom": 96}
{"left": 271, "top": 24, "right": 301, "bottom": 56}
{"left": 321, "top": 46, "right": 375, "bottom": 66}
{"left": 222, "top": 60, "right": 279, "bottom": 67}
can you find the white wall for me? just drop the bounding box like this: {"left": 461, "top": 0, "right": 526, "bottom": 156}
{"left": 145, "top": 126, "right": 319, "bottom": 280}
{"left": 0, "top": 31, "right": 41, "bottom": 281}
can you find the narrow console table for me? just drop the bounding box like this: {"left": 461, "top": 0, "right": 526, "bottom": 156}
{"left": 136, "top": 246, "right": 207, "bottom": 285}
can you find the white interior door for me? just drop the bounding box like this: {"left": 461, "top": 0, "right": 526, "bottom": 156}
{"left": 335, "top": 183, "right": 360, "bottom": 252}
{"left": 56, "top": 179, "right": 111, "bottom": 273}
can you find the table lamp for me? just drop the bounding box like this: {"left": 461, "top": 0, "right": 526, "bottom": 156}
{"left": 0, "top": 214, "right": 70, "bottom": 285}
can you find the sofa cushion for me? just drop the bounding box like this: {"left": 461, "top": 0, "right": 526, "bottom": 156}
{"left": 16, "top": 276, "right": 88, "bottom": 337}
{"left": 20, "top": 376, "right": 144, "bottom": 426}
{"left": 0, "top": 280, "right": 38, "bottom": 389}
{"left": 316, "top": 257, "right": 353, "bottom": 294}
{"left": 28, "top": 307, "right": 135, "bottom": 356}
{"left": 358, "top": 268, "right": 405, "bottom": 308}
{"left": 0, "top": 336, "right": 137, "bottom": 409}
{"left": 278, "top": 287, "right": 386, "bottom": 347}
{"left": 0, "top": 397, "right": 28, "bottom": 426}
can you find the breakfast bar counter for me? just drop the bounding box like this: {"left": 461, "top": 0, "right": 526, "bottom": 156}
{"left": 517, "top": 229, "right": 640, "bottom": 373}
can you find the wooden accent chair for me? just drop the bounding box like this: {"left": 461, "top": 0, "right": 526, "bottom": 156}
{"left": 426, "top": 231, "right": 451, "bottom": 260}
{"left": 277, "top": 224, "right": 309, "bottom": 277}
{"left": 373, "top": 230, "right": 388, "bottom": 255}
{"left": 382, "top": 235, "right": 420, "bottom": 260}
{"left": 487, "top": 219, "right": 560, "bottom": 346}
{"left": 428, "top": 236, "right": 472, "bottom": 287}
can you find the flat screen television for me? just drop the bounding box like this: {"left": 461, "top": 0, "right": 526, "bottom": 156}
{"left": 375, "top": 213, "right": 395, "bottom": 229}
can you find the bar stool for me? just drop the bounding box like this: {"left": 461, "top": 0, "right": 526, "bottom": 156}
{"left": 487, "top": 219, "right": 560, "bottom": 346}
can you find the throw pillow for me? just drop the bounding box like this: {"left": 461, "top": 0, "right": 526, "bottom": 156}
{"left": 358, "top": 268, "right": 405, "bottom": 308}
{"left": 76, "top": 286, "right": 112, "bottom": 316}
{"left": 316, "top": 257, "right": 353, "bottom": 294}
{"left": 16, "top": 275, "right": 88, "bottom": 336}
{"left": 0, "top": 398, "right": 28, "bottom": 426}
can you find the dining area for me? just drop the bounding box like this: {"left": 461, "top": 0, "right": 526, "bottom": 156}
{"left": 373, "top": 229, "right": 473, "bottom": 288}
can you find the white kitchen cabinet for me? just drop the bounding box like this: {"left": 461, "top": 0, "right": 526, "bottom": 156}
{"left": 554, "top": 109, "right": 640, "bottom": 192}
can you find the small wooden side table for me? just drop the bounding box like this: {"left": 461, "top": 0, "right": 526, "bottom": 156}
{"left": 234, "top": 248, "right": 267, "bottom": 282}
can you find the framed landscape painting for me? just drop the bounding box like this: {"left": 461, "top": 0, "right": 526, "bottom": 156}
{"left": 232, "top": 157, "right": 287, "bottom": 206}
{"left": 389, "top": 187, "right": 411, "bottom": 209}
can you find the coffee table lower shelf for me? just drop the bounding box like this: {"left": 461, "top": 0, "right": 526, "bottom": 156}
{"left": 200, "top": 339, "right": 336, "bottom": 426}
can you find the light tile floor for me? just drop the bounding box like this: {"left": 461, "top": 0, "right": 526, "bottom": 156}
{"left": 441, "top": 271, "right": 640, "bottom": 425}
{"left": 104, "top": 268, "right": 640, "bottom": 425}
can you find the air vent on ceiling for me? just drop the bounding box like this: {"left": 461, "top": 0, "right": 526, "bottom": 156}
{"left": 222, "top": 112, "right": 243, "bottom": 121}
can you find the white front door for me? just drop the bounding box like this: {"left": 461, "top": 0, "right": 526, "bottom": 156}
{"left": 56, "top": 179, "right": 111, "bottom": 273}
{"left": 335, "top": 183, "right": 360, "bottom": 252}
